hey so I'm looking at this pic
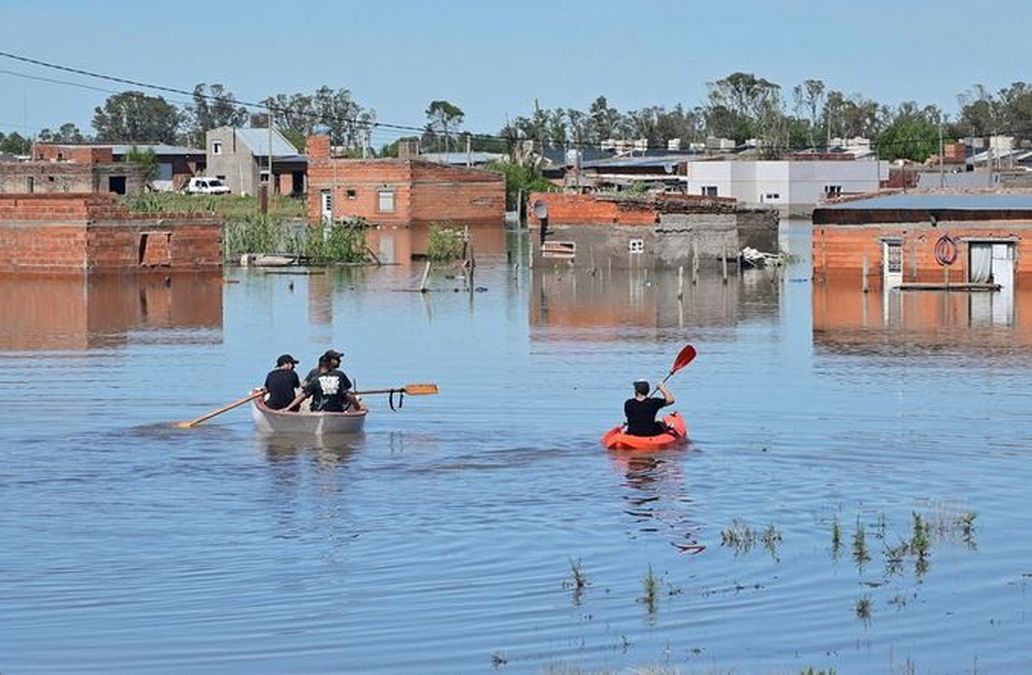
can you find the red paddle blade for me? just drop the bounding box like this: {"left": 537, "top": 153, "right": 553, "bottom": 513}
{"left": 669, "top": 344, "right": 697, "bottom": 374}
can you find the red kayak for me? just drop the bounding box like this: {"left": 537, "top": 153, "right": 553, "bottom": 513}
{"left": 601, "top": 412, "right": 688, "bottom": 451}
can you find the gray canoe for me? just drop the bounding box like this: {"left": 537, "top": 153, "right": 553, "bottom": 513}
{"left": 252, "top": 400, "right": 367, "bottom": 435}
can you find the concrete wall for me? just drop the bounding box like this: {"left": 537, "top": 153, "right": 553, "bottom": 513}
{"left": 206, "top": 127, "right": 258, "bottom": 196}
{"left": 0, "top": 193, "right": 221, "bottom": 272}
{"left": 684, "top": 160, "right": 886, "bottom": 215}
{"left": 0, "top": 162, "right": 146, "bottom": 195}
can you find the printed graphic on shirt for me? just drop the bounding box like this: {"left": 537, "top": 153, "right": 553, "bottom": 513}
{"left": 318, "top": 375, "right": 340, "bottom": 395}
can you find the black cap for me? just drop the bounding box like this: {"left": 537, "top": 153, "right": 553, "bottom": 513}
{"left": 276, "top": 354, "right": 299, "bottom": 366}
{"left": 322, "top": 349, "right": 343, "bottom": 360}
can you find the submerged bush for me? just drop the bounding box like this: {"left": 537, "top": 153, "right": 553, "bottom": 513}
{"left": 426, "top": 222, "right": 466, "bottom": 262}
{"left": 224, "top": 216, "right": 368, "bottom": 264}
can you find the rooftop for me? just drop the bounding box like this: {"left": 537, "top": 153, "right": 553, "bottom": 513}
{"left": 827, "top": 193, "right": 1032, "bottom": 210}
{"left": 231, "top": 128, "right": 300, "bottom": 158}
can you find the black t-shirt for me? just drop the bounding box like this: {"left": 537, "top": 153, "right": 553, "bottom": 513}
{"left": 304, "top": 369, "right": 354, "bottom": 412}
{"left": 264, "top": 368, "right": 300, "bottom": 410}
{"left": 624, "top": 397, "right": 672, "bottom": 436}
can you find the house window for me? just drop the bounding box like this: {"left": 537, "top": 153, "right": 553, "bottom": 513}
{"left": 346, "top": 189, "right": 357, "bottom": 200}
{"left": 216, "top": 175, "right": 226, "bottom": 181}
{"left": 212, "top": 140, "right": 222, "bottom": 155}
{"left": 378, "top": 189, "right": 396, "bottom": 213}
{"left": 701, "top": 185, "right": 718, "bottom": 196}
{"left": 824, "top": 185, "right": 842, "bottom": 196}
{"left": 628, "top": 238, "right": 645, "bottom": 253}
{"left": 259, "top": 170, "right": 270, "bottom": 184}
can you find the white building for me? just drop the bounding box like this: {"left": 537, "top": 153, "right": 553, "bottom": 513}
{"left": 683, "top": 159, "right": 889, "bottom": 216}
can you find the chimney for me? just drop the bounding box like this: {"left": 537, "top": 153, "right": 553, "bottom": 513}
{"left": 307, "top": 135, "right": 331, "bottom": 159}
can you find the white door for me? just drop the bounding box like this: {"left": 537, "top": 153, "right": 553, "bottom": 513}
{"left": 883, "top": 242, "right": 903, "bottom": 289}
{"left": 992, "top": 244, "right": 1014, "bottom": 325}
{"left": 320, "top": 190, "right": 333, "bottom": 224}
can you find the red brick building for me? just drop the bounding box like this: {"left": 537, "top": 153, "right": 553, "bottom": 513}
{"left": 0, "top": 145, "right": 151, "bottom": 195}
{"left": 0, "top": 193, "right": 221, "bottom": 273}
{"left": 306, "top": 135, "right": 505, "bottom": 227}
{"left": 812, "top": 194, "right": 1032, "bottom": 290}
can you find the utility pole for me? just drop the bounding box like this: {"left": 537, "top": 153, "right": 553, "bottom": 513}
{"left": 267, "top": 106, "right": 274, "bottom": 199}
{"left": 939, "top": 123, "right": 944, "bottom": 189}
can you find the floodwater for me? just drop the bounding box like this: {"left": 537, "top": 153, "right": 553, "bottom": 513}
{"left": 2, "top": 223, "right": 1032, "bottom": 673}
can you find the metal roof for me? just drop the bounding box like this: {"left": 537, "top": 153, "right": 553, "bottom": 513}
{"left": 583, "top": 154, "right": 693, "bottom": 170}
{"left": 233, "top": 128, "right": 300, "bottom": 158}
{"left": 419, "top": 151, "right": 505, "bottom": 165}
{"left": 106, "top": 144, "right": 204, "bottom": 156}
{"left": 827, "top": 193, "right": 1032, "bottom": 210}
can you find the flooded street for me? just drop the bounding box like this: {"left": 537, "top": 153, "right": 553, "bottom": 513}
{"left": 2, "top": 222, "right": 1031, "bottom": 673}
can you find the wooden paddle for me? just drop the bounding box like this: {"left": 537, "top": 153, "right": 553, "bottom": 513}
{"left": 353, "top": 383, "right": 439, "bottom": 396}
{"left": 649, "top": 344, "right": 697, "bottom": 396}
{"left": 174, "top": 390, "right": 264, "bottom": 428}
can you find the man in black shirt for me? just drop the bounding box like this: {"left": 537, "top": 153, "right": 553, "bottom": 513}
{"left": 303, "top": 349, "right": 345, "bottom": 387}
{"left": 624, "top": 379, "right": 675, "bottom": 436}
{"left": 288, "top": 355, "right": 366, "bottom": 413}
{"left": 263, "top": 354, "right": 301, "bottom": 410}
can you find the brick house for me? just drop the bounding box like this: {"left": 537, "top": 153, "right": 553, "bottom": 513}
{"left": 812, "top": 193, "right": 1032, "bottom": 292}
{"left": 0, "top": 193, "right": 221, "bottom": 273}
{"left": 305, "top": 135, "right": 506, "bottom": 228}
{"left": 0, "top": 145, "right": 149, "bottom": 195}
{"left": 30, "top": 143, "right": 206, "bottom": 191}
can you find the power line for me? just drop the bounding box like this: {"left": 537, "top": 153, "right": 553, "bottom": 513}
{"left": 0, "top": 48, "right": 1026, "bottom": 156}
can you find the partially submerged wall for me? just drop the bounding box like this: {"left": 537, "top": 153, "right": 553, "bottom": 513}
{"left": 0, "top": 193, "right": 221, "bottom": 273}
{"left": 527, "top": 192, "right": 778, "bottom": 270}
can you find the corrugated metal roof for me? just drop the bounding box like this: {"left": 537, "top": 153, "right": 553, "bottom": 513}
{"left": 829, "top": 194, "right": 1032, "bottom": 210}
{"left": 234, "top": 128, "right": 300, "bottom": 158}
{"left": 107, "top": 144, "right": 204, "bottom": 156}
{"left": 419, "top": 151, "right": 505, "bottom": 165}
{"left": 583, "top": 154, "right": 692, "bottom": 170}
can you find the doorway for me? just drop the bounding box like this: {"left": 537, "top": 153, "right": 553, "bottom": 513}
{"left": 882, "top": 240, "right": 903, "bottom": 289}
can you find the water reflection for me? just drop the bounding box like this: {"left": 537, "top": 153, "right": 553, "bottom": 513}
{"left": 813, "top": 279, "right": 1032, "bottom": 353}
{"left": 0, "top": 272, "right": 222, "bottom": 350}
{"left": 365, "top": 222, "right": 508, "bottom": 264}
{"left": 530, "top": 266, "right": 780, "bottom": 338}
{"left": 609, "top": 448, "right": 705, "bottom": 555}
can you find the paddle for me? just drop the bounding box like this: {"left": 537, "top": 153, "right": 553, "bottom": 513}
{"left": 174, "top": 390, "right": 264, "bottom": 429}
{"left": 649, "top": 344, "right": 697, "bottom": 397}
{"left": 353, "top": 383, "right": 439, "bottom": 396}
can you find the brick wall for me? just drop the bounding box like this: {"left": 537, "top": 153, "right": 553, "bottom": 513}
{"left": 35, "top": 144, "right": 114, "bottom": 163}
{"left": 0, "top": 194, "right": 221, "bottom": 272}
{"left": 527, "top": 192, "right": 660, "bottom": 226}
{"left": 409, "top": 161, "right": 505, "bottom": 226}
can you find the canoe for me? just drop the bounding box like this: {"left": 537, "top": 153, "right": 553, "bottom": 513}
{"left": 600, "top": 412, "right": 688, "bottom": 451}
{"left": 252, "top": 399, "right": 366, "bottom": 435}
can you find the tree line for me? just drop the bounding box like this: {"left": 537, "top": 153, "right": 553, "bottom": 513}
{"left": 4, "top": 73, "right": 1032, "bottom": 163}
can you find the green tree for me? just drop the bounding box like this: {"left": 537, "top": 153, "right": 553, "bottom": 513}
{"left": 0, "top": 131, "right": 32, "bottom": 154}
{"left": 186, "top": 83, "right": 248, "bottom": 146}
{"left": 875, "top": 110, "right": 939, "bottom": 161}
{"left": 425, "top": 100, "right": 465, "bottom": 152}
{"left": 92, "top": 91, "right": 182, "bottom": 143}
{"left": 125, "top": 145, "right": 159, "bottom": 184}
{"left": 37, "top": 122, "right": 87, "bottom": 144}
{"left": 484, "top": 160, "right": 554, "bottom": 211}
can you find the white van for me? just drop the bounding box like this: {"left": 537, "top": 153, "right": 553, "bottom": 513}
{"left": 183, "top": 177, "right": 231, "bottom": 195}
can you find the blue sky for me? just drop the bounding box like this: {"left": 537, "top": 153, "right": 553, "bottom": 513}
{"left": 2, "top": 0, "right": 1031, "bottom": 142}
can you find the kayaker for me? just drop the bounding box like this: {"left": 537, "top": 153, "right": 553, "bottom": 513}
{"left": 624, "top": 379, "right": 675, "bottom": 436}
{"left": 262, "top": 354, "right": 301, "bottom": 410}
{"left": 287, "top": 354, "right": 366, "bottom": 413}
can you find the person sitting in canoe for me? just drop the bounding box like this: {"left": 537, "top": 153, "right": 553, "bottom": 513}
{"left": 287, "top": 354, "right": 366, "bottom": 413}
{"left": 262, "top": 353, "right": 302, "bottom": 410}
{"left": 624, "top": 379, "right": 675, "bottom": 436}
{"left": 303, "top": 349, "right": 345, "bottom": 387}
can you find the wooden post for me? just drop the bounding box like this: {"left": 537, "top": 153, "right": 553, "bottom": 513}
{"left": 722, "top": 242, "right": 728, "bottom": 284}
{"left": 944, "top": 263, "right": 949, "bottom": 290}
{"left": 862, "top": 255, "right": 869, "bottom": 293}
{"left": 692, "top": 242, "right": 699, "bottom": 285}
{"left": 419, "top": 260, "right": 432, "bottom": 293}
{"left": 677, "top": 265, "right": 684, "bottom": 300}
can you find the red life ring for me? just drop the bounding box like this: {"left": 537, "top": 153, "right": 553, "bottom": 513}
{"left": 934, "top": 234, "right": 959, "bottom": 266}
